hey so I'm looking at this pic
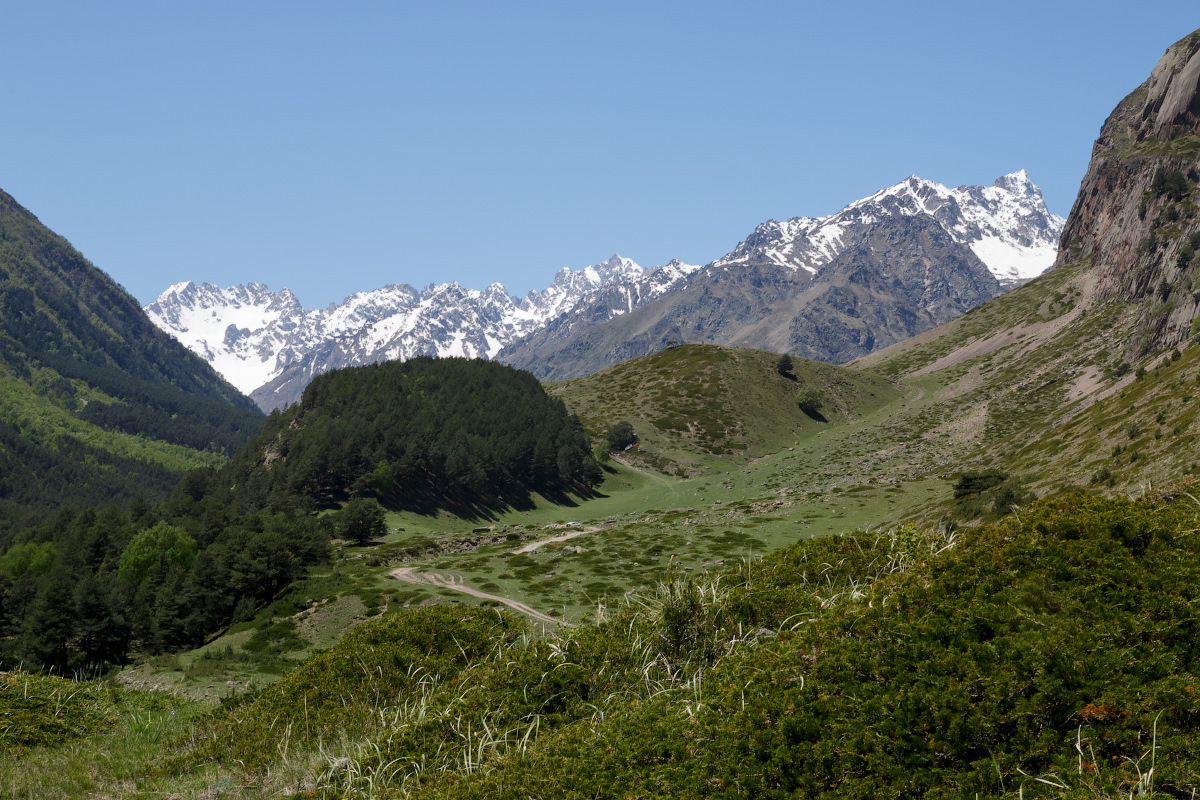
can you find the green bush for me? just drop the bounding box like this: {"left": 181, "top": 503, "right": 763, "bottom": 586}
{"left": 605, "top": 420, "right": 637, "bottom": 452}
{"left": 797, "top": 391, "right": 824, "bottom": 417}
{"left": 398, "top": 495, "right": 1200, "bottom": 799}
{"left": 952, "top": 469, "right": 1008, "bottom": 499}
{"left": 185, "top": 606, "right": 525, "bottom": 771}
{"left": 337, "top": 497, "right": 386, "bottom": 545}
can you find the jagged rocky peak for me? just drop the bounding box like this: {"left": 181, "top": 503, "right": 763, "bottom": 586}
{"left": 145, "top": 252, "right": 667, "bottom": 407}
{"left": 543, "top": 254, "right": 645, "bottom": 292}
{"left": 993, "top": 169, "right": 1042, "bottom": 200}
{"left": 714, "top": 172, "right": 1063, "bottom": 287}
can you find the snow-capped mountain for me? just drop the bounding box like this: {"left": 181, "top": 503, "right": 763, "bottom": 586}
{"left": 713, "top": 170, "right": 1064, "bottom": 287}
{"left": 145, "top": 255, "right": 697, "bottom": 408}
{"left": 146, "top": 171, "right": 1063, "bottom": 407}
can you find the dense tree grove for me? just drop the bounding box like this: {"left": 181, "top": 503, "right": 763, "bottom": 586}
{"left": 0, "top": 490, "right": 330, "bottom": 674}
{"left": 219, "top": 356, "right": 603, "bottom": 514}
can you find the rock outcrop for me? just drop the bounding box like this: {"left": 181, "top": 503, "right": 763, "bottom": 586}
{"left": 1055, "top": 29, "right": 1200, "bottom": 356}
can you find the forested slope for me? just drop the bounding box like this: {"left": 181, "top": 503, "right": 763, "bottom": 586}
{"left": 0, "top": 188, "right": 263, "bottom": 525}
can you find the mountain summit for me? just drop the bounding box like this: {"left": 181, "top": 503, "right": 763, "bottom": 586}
{"left": 713, "top": 172, "right": 1063, "bottom": 288}
{"left": 498, "top": 172, "right": 1063, "bottom": 380}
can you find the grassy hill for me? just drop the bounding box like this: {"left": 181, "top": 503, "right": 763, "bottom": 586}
{"left": 549, "top": 344, "right": 900, "bottom": 476}
{"left": 847, "top": 250, "right": 1200, "bottom": 499}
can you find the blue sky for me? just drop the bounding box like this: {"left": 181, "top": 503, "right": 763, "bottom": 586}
{"left": 4, "top": 2, "right": 1199, "bottom": 307}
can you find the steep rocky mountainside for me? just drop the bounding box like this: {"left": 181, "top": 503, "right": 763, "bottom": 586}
{"left": 499, "top": 178, "right": 1036, "bottom": 380}
{"left": 1054, "top": 29, "right": 1200, "bottom": 359}
{"left": 845, "top": 28, "right": 1200, "bottom": 498}
{"left": 713, "top": 170, "right": 1062, "bottom": 289}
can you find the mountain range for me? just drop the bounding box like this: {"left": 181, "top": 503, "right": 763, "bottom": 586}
{"left": 146, "top": 171, "right": 1064, "bottom": 408}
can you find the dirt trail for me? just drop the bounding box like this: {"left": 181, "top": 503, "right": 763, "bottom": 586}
{"left": 512, "top": 526, "right": 597, "bottom": 554}
{"left": 391, "top": 567, "right": 563, "bottom": 625}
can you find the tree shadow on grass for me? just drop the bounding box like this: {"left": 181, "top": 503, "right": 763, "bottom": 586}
{"left": 385, "top": 482, "right": 610, "bottom": 523}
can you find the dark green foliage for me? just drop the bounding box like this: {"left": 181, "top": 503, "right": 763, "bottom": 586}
{"left": 1090, "top": 465, "right": 1115, "bottom": 487}
{"left": 337, "top": 497, "right": 386, "bottom": 545}
{"left": 1179, "top": 242, "right": 1196, "bottom": 269}
{"left": 655, "top": 575, "right": 723, "bottom": 666}
{"left": 0, "top": 672, "right": 118, "bottom": 749}
{"left": 220, "top": 357, "right": 602, "bottom": 515}
{"left": 775, "top": 353, "right": 794, "bottom": 377}
{"left": 0, "top": 499, "right": 330, "bottom": 672}
{"left": 953, "top": 472, "right": 1032, "bottom": 521}
{"left": 117, "top": 522, "right": 198, "bottom": 588}
{"left": 0, "top": 541, "right": 57, "bottom": 579}
{"left": 605, "top": 420, "right": 637, "bottom": 452}
{"left": 1151, "top": 168, "right": 1191, "bottom": 200}
{"left": 952, "top": 468, "right": 1008, "bottom": 499}
{"left": 185, "top": 606, "right": 526, "bottom": 771}
{"left": 989, "top": 479, "right": 1024, "bottom": 516}
{"left": 373, "top": 495, "right": 1200, "bottom": 799}
{"left": 796, "top": 390, "right": 824, "bottom": 417}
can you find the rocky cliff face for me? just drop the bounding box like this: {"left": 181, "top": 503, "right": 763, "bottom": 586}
{"left": 1056, "top": 29, "right": 1200, "bottom": 356}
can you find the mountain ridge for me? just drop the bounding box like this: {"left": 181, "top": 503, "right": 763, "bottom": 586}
{"left": 499, "top": 177, "right": 1039, "bottom": 380}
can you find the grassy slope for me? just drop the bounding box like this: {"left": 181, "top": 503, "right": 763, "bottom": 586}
{"left": 548, "top": 343, "right": 900, "bottom": 476}
{"left": 16, "top": 493, "right": 1199, "bottom": 798}
{"left": 851, "top": 256, "right": 1200, "bottom": 496}
{"left": 109, "top": 263, "right": 1200, "bottom": 703}
{"left": 0, "top": 189, "right": 263, "bottom": 516}
{"left": 114, "top": 346, "right": 927, "bottom": 698}
{"left": 0, "top": 363, "right": 227, "bottom": 474}
{"left": 65, "top": 256, "right": 1200, "bottom": 796}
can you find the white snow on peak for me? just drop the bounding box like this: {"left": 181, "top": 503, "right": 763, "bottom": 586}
{"left": 713, "top": 172, "right": 1064, "bottom": 285}
{"left": 143, "top": 252, "right": 680, "bottom": 401}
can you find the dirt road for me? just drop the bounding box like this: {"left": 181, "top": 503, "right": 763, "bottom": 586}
{"left": 511, "top": 526, "right": 596, "bottom": 554}
{"left": 391, "top": 567, "right": 563, "bottom": 625}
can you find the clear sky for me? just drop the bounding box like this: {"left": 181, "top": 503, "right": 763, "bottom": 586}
{"left": 3, "top": 1, "right": 1198, "bottom": 308}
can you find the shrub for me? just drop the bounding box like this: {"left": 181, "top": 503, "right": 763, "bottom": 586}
{"left": 796, "top": 391, "right": 824, "bottom": 417}
{"left": 338, "top": 497, "right": 386, "bottom": 545}
{"left": 952, "top": 469, "right": 1008, "bottom": 499}
{"left": 605, "top": 421, "right": 637, "bottom": 452}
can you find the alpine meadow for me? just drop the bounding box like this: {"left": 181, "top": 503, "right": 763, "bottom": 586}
{"left": 6, "top": 24, "right": 1200, "bottom": 800}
